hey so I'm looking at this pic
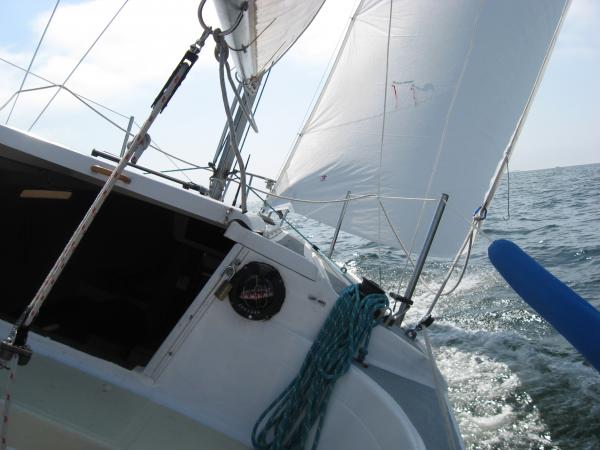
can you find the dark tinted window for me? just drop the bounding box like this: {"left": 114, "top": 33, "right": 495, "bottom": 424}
{"left": 0, "top": 156, "right": 234, "bottom": 369}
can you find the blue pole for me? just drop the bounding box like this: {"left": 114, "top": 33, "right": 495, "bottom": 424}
{"left": 488, "top": 239, "right": 600, "bottom": 372}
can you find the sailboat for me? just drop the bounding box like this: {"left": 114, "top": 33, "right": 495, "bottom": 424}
{"left": 0, "top": 0, "right": 570, "bottom": 449}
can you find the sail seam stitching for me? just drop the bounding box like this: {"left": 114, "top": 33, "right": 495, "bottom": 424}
{"left": 424, "top": 1, "right": 484, "bottom": 199}
{"left": 272, "top": 1, "right": 365, "bottom": 193}
{"left": 406, "top": 0, "right": 485, "bottom": 262}
{"left": 481, "top": 0, "right": 572, "bottom": 211}
{"left": 376, "top": 0, "right": 394, "bottom": 283}
{"left": 378, "top": 0, "right": 394, "bottom": 200}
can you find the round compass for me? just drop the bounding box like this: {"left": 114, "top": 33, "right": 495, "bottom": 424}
{"left": 228, "top": 262, "right": 285, "bottom": 320}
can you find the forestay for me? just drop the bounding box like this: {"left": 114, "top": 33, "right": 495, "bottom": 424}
{"left": 213, "top": 0, "right": 326, "bottom": 81}
{"left": 272, "top": 0, "right": 570, "bottom": 257}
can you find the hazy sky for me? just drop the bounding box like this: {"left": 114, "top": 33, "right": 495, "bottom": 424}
{"left": 0, "top": 0, "right": 598, "bottom": 193}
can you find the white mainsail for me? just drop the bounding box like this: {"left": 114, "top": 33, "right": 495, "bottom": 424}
{"left": 213, "top": 0, "right": 326, "bottom": 80}
{"left": 272, "top": 0, "right": 570, "bottom": 257}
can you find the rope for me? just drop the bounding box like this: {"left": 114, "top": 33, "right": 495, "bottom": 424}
{"left": 28, "top": 0, "right": 130, "bottom": 131}
{"left": 5, "top": 0, "right": 60, "bottom": 125}
{"left": 263, "top": 189, "right": 436, "bottom": 205}
{"left": 224, "top": 58, "right": 258, "bottom": 133}
{"left": 239, "top": 68, "right": 271, "bottom": 154}
{"left": 216, "top": 34, "right": 249, "bottom": 212}
{"left": 1, "top": 57, "right": 432, "bottom": 211}
{"left": 0, "top": 89, "right": 151, "bottom": 449}
{"left": 412, "top": 227, "right": 475, "bottom": 328}
{"left": 252, "top": 284, "right": 388, "bottom": 450}
{"left": 445, "top": 203, "right": 494, "bottom": 244}
{"left": 222, "top": 69, "right": 272, "bottom": 201}
{"left": 19, "top": 30, "right": 210, "bottom": 328}
{"left": 379, "top": 198, "right": 473, "bottom": 306}
{"left": 436, "top": 232, "right": 473, "bottom": 296}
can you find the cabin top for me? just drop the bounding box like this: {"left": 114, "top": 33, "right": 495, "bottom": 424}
{"left": 0, "top": 124, "right": 266, "bottom": 234}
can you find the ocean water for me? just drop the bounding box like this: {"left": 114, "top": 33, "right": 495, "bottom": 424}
{"left": 280, "top": 163, "right": 600, "bottom": 449}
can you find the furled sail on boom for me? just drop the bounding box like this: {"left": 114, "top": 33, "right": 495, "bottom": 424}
{"left": 213, "top": 0, "right": 326, "bottom": 81}
{"left": 272, "top": 0, "right": 570, "bottom": 257}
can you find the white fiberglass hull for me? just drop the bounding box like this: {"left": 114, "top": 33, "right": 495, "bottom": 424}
{"left": 0, "top": 124, "right": 463, "bottom": 449}
{"left": 1, "top": 354, "right": 247, "bottom": 450}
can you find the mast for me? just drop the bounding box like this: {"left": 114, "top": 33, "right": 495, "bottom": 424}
{"left": 209, "top": 77, "right": 261, "bottom": 201}
{"left": 209, "top": 0, "right": 328, "bottom": 203}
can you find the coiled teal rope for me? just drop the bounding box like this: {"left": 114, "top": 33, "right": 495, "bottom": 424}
{"left": 252, "top": 284, "right": 389, "bottom": 450}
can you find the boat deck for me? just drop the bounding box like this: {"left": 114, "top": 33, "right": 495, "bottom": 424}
{"left": 1, "top": 353, "right": 248, "bottom": 450}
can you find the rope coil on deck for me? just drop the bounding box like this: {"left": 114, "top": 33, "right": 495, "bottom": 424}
{"left": 251, "top": 284, "right": 388, "bottom": 450}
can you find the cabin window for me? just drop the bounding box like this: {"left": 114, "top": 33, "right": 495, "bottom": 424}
{"left": 0, "top": 156, "right": 234, "bottom": 369}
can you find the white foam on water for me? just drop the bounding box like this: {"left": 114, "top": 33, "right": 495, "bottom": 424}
{"left": 429, "top": 324, "right": 554, "bottom": 449}
{"left": 426, "top": 320, "right": 600, "bottom": 449}
{"left": 470, "top": 405, "right": 514, "bottom": 430}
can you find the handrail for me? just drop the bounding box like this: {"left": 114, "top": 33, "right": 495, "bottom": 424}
{"left": 91, "top": 149, "right": 208, "bottom": 194}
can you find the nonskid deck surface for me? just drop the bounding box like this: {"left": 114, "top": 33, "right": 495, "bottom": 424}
{"left": 0, "top": 354, "right": 248, "bottom": 450}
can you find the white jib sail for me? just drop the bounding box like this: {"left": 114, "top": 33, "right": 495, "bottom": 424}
{"left": 213, "top": 0, "right": 326, "bottom": 80}
{"left": 272, "top": 0, "right": 570, "bottom": 257}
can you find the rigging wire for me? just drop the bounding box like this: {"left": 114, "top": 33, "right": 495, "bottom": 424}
{"left": 445, "top": 202, "right": 494, "bottom": 244}
{"left": 238, "top": 68, "right": 271, "bottom": 152}
{"left": 155, "top": 166, "right": 211, "bottom": 174}
{"left": 273, "top": 2, "right": 360, "bottom": 186}
{"left": 504, "top": 161, "right": 511, "bottom": 220}
{"left": 131, "top": 119, "right": 208, "bottom": 171}
{"left": 256, "top": 187, "right": 436, "bottom": 204}
{"left": 375, "top": 0, "right": 395, "bottom": 288}
{"left": 233, "top": 177, "right": 355, "bottom": 284}
{"left": 224, "top": 63, "right": 258, "bottom": 132}
{"left": 416, "top": 226, "right": 476, "bottom": 327}
{"left": 0, "top": 27, "right": 214, "bottom": 450}
{"left": 0, "top": 56, "right": 130, "bottom": 120}
{"left": 231, "top": 174, "right": 466, "bottom": 297}
{"left": 245, "top": 175, "right": 475, "bottom": 311}
{"left": 145, "top": 136, "right": 195, "bottom": 184}
{"left": 28, "top": 0, "right": 130, "bottom": 131}
{"left": 397, "top": 1, "right": 485, "bottom": 299}
{"left": 216, "top": 36, "right": 250, "bottom": 212}
{"left": 5, "top": 0, "right": 60, "bottom": 125}
{"left": 378, "top": 198, "right": 473, "bottom": 308}
{"left": 242, "top": 175, "right": 463, "bottom": 298}
{"left": 225, "top": 18, "right": 277, "bottom": 53}
{"left": 0, "top": 82, "right": 468, "bottom": 301}
{"left": 436, "top": 232, "right": 473, "bottom": 296}
{"left": 0, "top": 85, "right": 60, "bottom": 111}
{"left": 0, "top": 75, "right": 209, "bottom": 177}
{"left": 218, "top": 66, "right": 272, "bottom": 202}
{"left": 197, "top": 0, "right": 255, "bottom": 211}
{"left": 0, "top": 5, "right": 255, "bottom": 185}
